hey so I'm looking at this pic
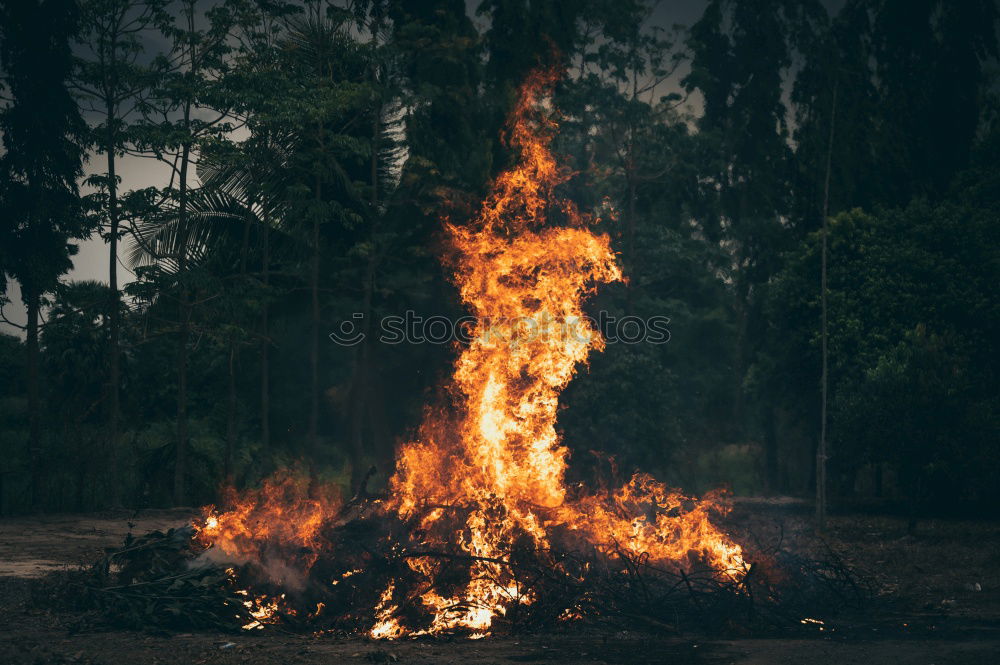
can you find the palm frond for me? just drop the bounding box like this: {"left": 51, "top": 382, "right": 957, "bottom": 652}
{"left": 128, "top": 188, "right": 261, "bottom": 277}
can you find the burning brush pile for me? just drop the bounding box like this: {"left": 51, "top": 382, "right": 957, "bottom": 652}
{"left": 81, "top": 69, "right": 864, "bottom": 637}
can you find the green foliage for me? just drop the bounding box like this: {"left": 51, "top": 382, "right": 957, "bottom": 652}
{"left": 1, "top": 0, "right": 998, "bottom": 515}
{"left": 764, "top": 168, "right": 1000, "bottom": 506}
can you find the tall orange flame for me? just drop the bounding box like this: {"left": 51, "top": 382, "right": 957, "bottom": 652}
{"left": 391, "top": 67, "right": 621, "bottom": 516}
{"left": 379, "top": 68, "right": 744, "bottom": 636}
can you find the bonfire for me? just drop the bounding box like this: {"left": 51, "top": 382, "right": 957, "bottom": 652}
{"left": 86, "top": 68, "right": 859, "bottom": 637}
{"left": 187, "top": 67, "right": 745, "bottom": 636}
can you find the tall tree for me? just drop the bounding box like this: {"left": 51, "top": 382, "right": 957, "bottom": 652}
{"left": 683, "top": 0, "right": 822, "bottom": 479}
{"left": 565, "top": 1, "right": 681, "bottom": 303}
{"left": 0, "top": 0, "right": 89, "bottom": 510}
{"left": 133, "top": 0, "right": 237, "bottom": 505}
{"left": 766, "top": 163, "right": 1000, "bottom": 515}
{"left": 778, "top": 0, "right": 1000, "bottom": 506}
{"left": 553, "top": 2, "right": 742, "bottom": 487}
{"left": 73, "top": 0, "right": 162, "bottom": 507}
{"left": 195, "top": 134, "right": 289, "bottom": 484}
{"left": 870, "top": 0, "right": 998, "bottom": 204}
{"left": 40, "top": 281, "right": 110, "bottom": 510}
{"left": 284, "top": 11, "right": 357, "bottom": 482}
{"left": 790, "top": 1, "right": 880, "bottom": 228}
{"left": 221, "top": 0, "right": 300, "bottom": 465}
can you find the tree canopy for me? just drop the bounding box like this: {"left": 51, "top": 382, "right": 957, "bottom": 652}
{"left": 0, "top": 0, "right": 997, "bottom": 516}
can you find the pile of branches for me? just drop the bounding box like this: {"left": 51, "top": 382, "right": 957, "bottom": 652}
{"left": 77, "top": 525, "right": 257, "bottom": 630}
{"left": 71, "top": 498, "right": 870, "bottom": 636}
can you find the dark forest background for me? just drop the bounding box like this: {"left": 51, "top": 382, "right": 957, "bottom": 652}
{"left": 0, "top": 0, "right": 997, "bottom": 517}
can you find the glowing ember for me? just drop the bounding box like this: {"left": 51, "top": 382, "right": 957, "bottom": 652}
{"left": 370, "top": 582, "right": 405, "bottom": 639}
{"left": 196, "top": 67, "right": 745, "bottom": 639}
{"left": 241, "top": 593, "right": 283, "bottom": 630}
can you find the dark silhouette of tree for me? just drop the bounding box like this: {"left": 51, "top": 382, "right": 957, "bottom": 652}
{"left": 0, "top": 0, "right": 89, "bottom": 510}
{"left": 73, "top": 0, "right": 164, "bottom": 508}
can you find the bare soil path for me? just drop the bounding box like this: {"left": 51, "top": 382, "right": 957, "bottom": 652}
{"left": 0, "top": 509, "right": 195, "bottom": 578}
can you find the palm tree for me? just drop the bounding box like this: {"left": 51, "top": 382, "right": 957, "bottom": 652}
{"left": 195, "top": 134, "right": 292, "bottom": 482}
{"left": 128, "top": 180, "right": 272, "bottom": 495}
{"left": 130, "top": 6, "right": 405, "bottom": 497}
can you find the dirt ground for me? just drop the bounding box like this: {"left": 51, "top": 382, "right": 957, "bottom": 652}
{"left": 2, "top": 505, "right": 999, "bottom": 665}
{"left": 0, "top": 509, "right": 195, "bottom": 578}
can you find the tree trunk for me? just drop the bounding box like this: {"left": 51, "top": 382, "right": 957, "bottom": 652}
{"left": 732, "top": 279, "right": 748, "bottom": 436}
{"left": 350, "top": 284, "right": 373, "bottom": 491}
{"left": 764, "top": 406, "right": 779, "bottom": 494}
{"left": 350, "top": 60, "right": 381, "bottom": 491}
{"left": 733, "top": 184, "right": 750, "bottom": 437}
{"left": 223, "top": 204, "right": 253, "bottom": 486}
{"left": 624, "top": 64, "right": 638, "bottom": 316}
{"left": 625, "top": 171, "right": 636, "bottom": 316}
{"left": 174, "top": 141, "right": 191, "bottom": 507}
{"left": 25, "top": 291, "right": 41, "bottom": 511}
{"left": 106, "top": 121, "right": 122, "bottom": 508}
{"left": 260, "top": 219, "right": 270, "bottom": 450}
{"left": 224, "top": 343, "right": 237, "bottom": 485}
{"left": 175, "top": 293, "right": 190, "bottom": 507}
{"left": 74, "top": 424, "right": 87, "bottom": 511}
{"left": 817, "top": 80, "right": 838, "bottom": 531}
{"left": 308, "top": 170, "right": 321, "bottom": 481}
{"left": 367, "top": 367, "right": 392, "bottom": 472}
